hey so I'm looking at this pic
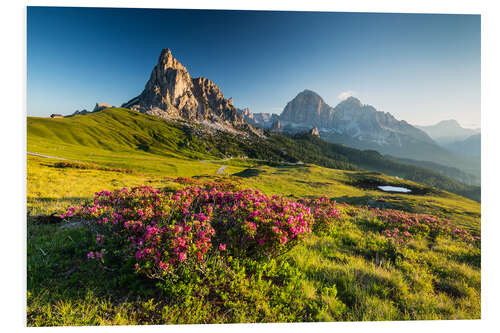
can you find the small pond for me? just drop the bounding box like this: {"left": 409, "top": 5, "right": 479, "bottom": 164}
{"left": 377, "top": 185, "right": 412, "bottom": 193}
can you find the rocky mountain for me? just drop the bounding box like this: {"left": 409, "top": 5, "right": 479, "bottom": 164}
{"left": 122, "top": 49, "right": 252, "bottom": 134}
{"left": 280, "top": 90, "right": 334, "bottom": 129}
{"left": 276, "top": 90, "right": 477, "bottom": 172}
{"left": 416, "top": 120, "right": 480, "bottom": 145}
{"left": 278, "top": 91, "right": 433, "bottom": 146}
{"left": 237, "top": 108, "right": 278, "bottom": 128}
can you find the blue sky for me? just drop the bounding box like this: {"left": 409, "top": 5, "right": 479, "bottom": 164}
{"left": 27, "top": 7, "right": 480, "bottom": 127}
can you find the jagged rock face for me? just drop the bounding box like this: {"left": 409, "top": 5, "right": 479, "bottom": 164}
{"left": 329, "top": 97, "right": 434, "bottom": 145}
{"left": 123, "top": 49, "right": 245, "bottom": 128}
{"left": 278, "top": 92, "right": 434, "bottom": 148}
{"left": 280, "top": 90, "right": 335, "bottom": 129}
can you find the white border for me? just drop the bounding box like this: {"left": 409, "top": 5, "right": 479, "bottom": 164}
{"left": 2, "top": 0, "right": 499, "bottom": 332}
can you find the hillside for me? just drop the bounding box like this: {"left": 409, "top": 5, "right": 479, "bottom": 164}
{"left": 386, "top": 155, "right": 480, "bottom": 186}
{"left": 28, "top": 108, "right": 479, "bottom": 201}
{"left": 27, "top": 108, "right": 481, "bottom": 326}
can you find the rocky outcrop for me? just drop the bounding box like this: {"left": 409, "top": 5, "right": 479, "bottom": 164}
{"left": 72, "top": 109, "right": 89, "bottom": 116}
{"left": 122, "top": 49, "right": 247, "bottom": 132}
{"left": 309, "top": 127, "right": 320, "bottom": 137}
{"left": 93, "top": 103, "right": 111, "bottom": 112}
{"left": 271, "top": 119, "right": 281, "bottom": 132}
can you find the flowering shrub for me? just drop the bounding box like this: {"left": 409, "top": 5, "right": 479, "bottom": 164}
{"left": 369, "top": 208, "right": 479, "bottom": 244}
{"left": 207, "top": 188, "right": 313, "bottom": 257}
{"left": 61, "top": 185, "right": 313, "bottom": 280}
{"left": 299, "top": 197, "right": 342, "bottom": 234}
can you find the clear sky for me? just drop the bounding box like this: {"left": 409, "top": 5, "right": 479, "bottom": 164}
{"left": 27, "top": 7, "right": 480, "bottom": 128}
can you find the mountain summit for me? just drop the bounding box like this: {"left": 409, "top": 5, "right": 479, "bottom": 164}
{"left": 278, "top": 90, "right": 433, "bottom": 146}
{"left": 280, "top": 90, "right": 335, "bottom": 128}
{"left": 122, "top": 48, "right": 247, "bottom": 131}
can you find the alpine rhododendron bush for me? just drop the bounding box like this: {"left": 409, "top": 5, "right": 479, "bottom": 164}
{"left": 62, "top": 185, "right": 314, "bottom": 280}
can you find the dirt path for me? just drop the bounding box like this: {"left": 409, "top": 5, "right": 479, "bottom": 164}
{"left": 217, "top": 165, "right": 227, "bottom": 175}
{"left": 199, "top": 157, "right": 231, "bottom": 175}
{"left": 27, "top": 152, "right": 67, "bottom": 160}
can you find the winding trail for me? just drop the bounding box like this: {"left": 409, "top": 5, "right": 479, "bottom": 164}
{"left": 27, "top": 152, "right": 67, "bottom": 160}
{"left": 217, "top": 165, "right": 227, "bottom": 175}
{"left": 199, "top": 157, "right": 232, "bottom": 175}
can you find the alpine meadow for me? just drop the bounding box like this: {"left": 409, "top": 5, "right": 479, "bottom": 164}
{"left": 27, "top": 8, "right": 481, "bottom": 326}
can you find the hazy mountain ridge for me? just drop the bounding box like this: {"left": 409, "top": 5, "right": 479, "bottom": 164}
{"left": 416, "top": 119, "right": 480, "bottom": 145}
{"left": 444, "top": 134, "right": 481, "bottom": 158}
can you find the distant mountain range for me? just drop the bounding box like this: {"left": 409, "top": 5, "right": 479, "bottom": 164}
{"left": 116, "top": 49, "right": 479, "bottom": 186}
{"left": 238, "top": 90, "right": 478, "bottom": 177}
{"left": 415, "top": 120, "right": 480, "bottom": 145}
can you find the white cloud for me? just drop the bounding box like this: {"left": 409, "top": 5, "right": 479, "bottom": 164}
{"left": 337, "top": 90, "right": 356, "bottom": 100}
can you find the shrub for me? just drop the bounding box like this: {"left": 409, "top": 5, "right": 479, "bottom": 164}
{"left": 368, "top": 208, "right": 479, "bottom": 245}
{"left": 61, "top": 186, "right": 314, "bottom": 281}
{"left": 299, "top": 197, "right": 342, "bottom": 234}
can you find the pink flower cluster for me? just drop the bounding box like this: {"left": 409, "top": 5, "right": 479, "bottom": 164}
{"left": 299, "top": 197, "right": 343, "bottom": 233}
{"left": 371, "top": 208, "right": 479, "bottom": 244}
{"left": 62, "top": 185, "right": 314, "bottom": 277}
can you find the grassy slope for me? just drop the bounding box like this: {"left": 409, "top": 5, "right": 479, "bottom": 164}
{"left": 26, "top": 110, "right": 481, "bottom": 325}
{"left": 28, "top": 108, "right": 479, "bottom": 201}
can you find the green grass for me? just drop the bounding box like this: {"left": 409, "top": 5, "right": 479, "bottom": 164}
{"left": 26, "top": 109, "right": 481, "bottom": 325}
{"left": 28, "top": 108, "right": 480, "bottom": 201}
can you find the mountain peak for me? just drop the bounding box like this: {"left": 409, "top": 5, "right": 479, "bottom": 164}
{"left": 436, "top": 119, "right": 461, "bottom": 128}
{"left": 122, "top": 48, "right": 248, "bottom": 131}
{"left": 280, "top": 89, "right": 334, "bottom": 128}
{"left": 159, "top": 48, "right": 173, "bottom": 58}
{"left": 336, "top": 96, "right": 362, "bottom": 108}
{"left": 157, "top": 48, "right": 186, "bottom": 72}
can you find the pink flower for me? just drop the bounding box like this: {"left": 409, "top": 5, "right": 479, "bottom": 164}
{"left": 178, "top": 252, "right": 187, "bottom": 261}
{"left": 87, "top": 252, "right": 95, "bottom": 259}
{"left": 219, "top": 243, "right": 226, "bottom": 251}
